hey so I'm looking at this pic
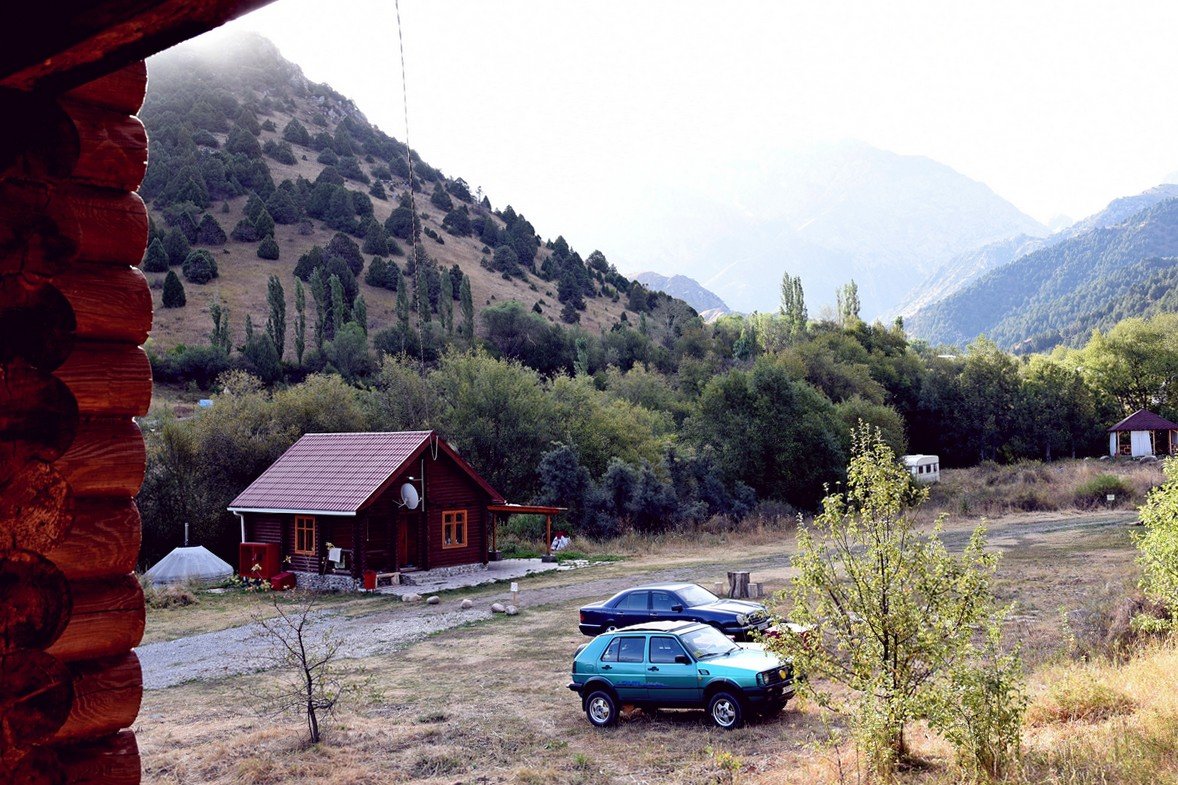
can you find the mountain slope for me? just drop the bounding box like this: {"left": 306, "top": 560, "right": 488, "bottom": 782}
{"left": 906, "top": 199, "right": 1178, "bottom": 348}
{"left": 140, "top": 33, "right": 655, "bottom": 359}
{"left": 897, "top": 184, "right": 1178, "bottom": 319}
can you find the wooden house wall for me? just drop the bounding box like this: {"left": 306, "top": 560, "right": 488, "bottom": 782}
{"left": 423, "top": 453, "right": 488, "bottom": 569}
{"left": 244, "top": 512, "right": 354, "bottom": 573}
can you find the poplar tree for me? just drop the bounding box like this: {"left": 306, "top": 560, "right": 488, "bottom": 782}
{"left": 415, "top": 262, "right": 431, "bottom": 322}
{"left": 396, "top": 279, "right": 410, "bottom": 328}
{"left": 459, "top": 274, "right": 474, "bottom": 342}
{"left": 779, "top": 271, "right": 807, "bottom": 339}
{"left": 439, "top": 268, "right": 454, "bottom": 334}
{"left": 266, "top": 275, "right": 286, "bottom": 360}
{"left": 837, "top": 279, "right": 861, "bottom": 326}
{"left": 209, "top": 300, "right": 231, "bottom": 353}
{"left": 329, "top": 273, "right": 346, "bottom": 339}
{"left": 354, "top": 294, "right": 368, "bottom": 335}
{"left": 310, "top": 268, "right": 327, "bottom": 350}
{"left": 294, "top": 279, "right": 306, "bottom": 365}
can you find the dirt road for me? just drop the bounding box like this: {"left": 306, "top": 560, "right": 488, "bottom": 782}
{"left": 136, "top": 509, "right": 1136, "bottom": 689}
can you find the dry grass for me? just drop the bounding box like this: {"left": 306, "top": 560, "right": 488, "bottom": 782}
{"left": 923, "top": 459, "right": 1164, "bottom": 519}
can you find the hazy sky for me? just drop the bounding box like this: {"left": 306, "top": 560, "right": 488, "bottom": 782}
{"left": 212, "top": 0, "right": 1178, "bottom": 270}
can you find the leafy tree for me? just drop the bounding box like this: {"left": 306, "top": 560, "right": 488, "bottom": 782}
{"left": 162, "top": 270, "right": 186, "bottom": 308}
{"left": 142, "top": 237, "right": 169, "bottom": 272}
{"left": 257, "top": 236, "right": 280, "bottom": 260}
{"left": 163, "top": 228, "right": 190, "bottom": 267}
{"left": 687, "top": 359, "right": 844, "bottom": 508}
{"left": 325, "top": 321, "right": 372, "bottom": 382}
{"left": 834, "top": 397, "right": 907, "bottom": 457}
{"left": 209, "top": 300, "right": 231, "bottom": 352}
{"left": 241, "top": 333, "right": 282, "bottom": 384}
{"left": 182, "top": 249, "right": 218, "bottom": 284}
{"left": 1136, "top": 457, "right": 1178, "bottom": 631}
{"left": 432, "top": 351, "right": 557, "bottom": 500}
{"left": 767, "top": 426, "right": 1019, "bottom": 775}
{"left": 957, "top": 338, "right": 1021, "bottom": 462}
{"left": 837, "top": 279, "right": 861, "bottom": 326}
{"left": 266, "top": 275, "right": 286, "bottom": 360}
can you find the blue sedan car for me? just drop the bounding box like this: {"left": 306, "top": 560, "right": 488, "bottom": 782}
{"left": 578, "top": 582, "right": 772, "bottom": 640}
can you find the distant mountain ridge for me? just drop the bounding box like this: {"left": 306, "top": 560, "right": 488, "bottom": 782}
{"left": 906, "top": 197, "right": 1178, "bottom": 348}
{"left": 635, "top": 272, "right": 729, "bottom": 317}
{"left": 612, "top": 141, "right": 1046, "bottom": 317}
{"left": 897, "top": 184, "right": 1178, "bottom": 321}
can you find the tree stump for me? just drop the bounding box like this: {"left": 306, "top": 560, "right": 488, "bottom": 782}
{"left": 0, "top": 60, "right": 148, "bottom": 784}
{"left": 727, "top": 571, "right": 751, "bottom": 599}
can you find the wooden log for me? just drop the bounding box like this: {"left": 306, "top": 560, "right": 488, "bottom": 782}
{"left": 59, "top": 730, "right": 140, "bottom": 785}
{"left": 45, "top": 498, "right": 141, "bottom": 581}
{"left": 48, "top": 576, "right": 144, "bottom": 663}
{"left": 0, "top": 89, "right": 78, "bottom": 181}
{"left": 53, "top": 267, "right": 152, "bottom": 345}
{"left": 62, "top": 61, "right": 148, "bottom": 114}
{"left": 0, "top": 649, "right": 73, "bottom": 747}
{"left": 0, "top": 361, "right": 79, "bottom": 474}
{"left": 727, "top": 571, "right": 750, "bottom": 599}
{"left": 0, "top": 184, "right": 147, "bottom": 274}
{"left": 56, "top": 419, "right": 145, "bottom": 497}
{"left": 0, "top": 461, "right": 74, "bottom": 554}
{"left": 0, "top": 745, "right": 65, "bottom": 785}
{"left": 0, "top": 550, "right": 71, "bottom": 652}
{"left": 59, "top": 104, "right": 147, "bottom": 193}
{"left": 51, "top": 654, "right": 141, "bottom": 744}
{"left": 0, "top": 278, "right": 76, "bottom": 371}
{"left": 54, "top": 343, "right": 152, "bottom": 417}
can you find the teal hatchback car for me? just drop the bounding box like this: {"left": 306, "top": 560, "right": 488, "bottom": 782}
{"left": 568, "top": 620, "right": 794, "bottom": 729}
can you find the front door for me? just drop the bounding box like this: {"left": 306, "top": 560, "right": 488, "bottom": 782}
{"left": 397, "top": 512, "right": 418, "bottom": 569}
{"left": 646, "top": 636, "right": 698, "bottom": 705}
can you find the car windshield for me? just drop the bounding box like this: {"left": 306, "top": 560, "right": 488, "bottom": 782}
{"left": 679, "top": 625, "right": 738, "bottom": 659}
{"left": 677, "top": 585, "right": 719, "bottom": 607}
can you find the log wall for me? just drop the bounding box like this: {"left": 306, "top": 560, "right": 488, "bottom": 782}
{"left": 0, "top": 60, "right": 149, "bottom": 784}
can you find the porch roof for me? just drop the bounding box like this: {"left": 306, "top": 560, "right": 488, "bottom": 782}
{"left": 1108, "top": 409, "right": 1178, "bottom": 433}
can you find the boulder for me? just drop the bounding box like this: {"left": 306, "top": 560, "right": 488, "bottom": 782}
{"left": 460, "top": 598, "right": 474, "bottom": 609}
{"left": 427, "top": 595, "right": 440, "bottom": 605}
{"left": 505, "top": 605, "right": 519, "bottom": 616}
{"left": 401, "top": 592, "right": 422, "bottom": 603}
{"left": 490, "top": 602, "right": 506, "bottom": 614}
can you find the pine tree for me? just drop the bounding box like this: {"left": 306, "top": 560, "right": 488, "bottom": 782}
{"left": 162, "top": 269, "right": 186, "bottom": 307}
{"left": 195, "top": 214, "right": 227, "bottom": 245}
{"left": 266, "top": 275, "right": 286, "bottom": 360}
{"left": 257, "top": 236, "right": 280, "bottom": 260}
{"left": 415, "top": 262, "right": 431, "bottom": 322}
{"left": 362, "top": 222, "right": 389, "bottom": 255}
{"left": 253, "top": 206, "right": 275, "bottom": 238}
{"left": 459, "top": 274, "right": 474, "bottom": 343}
{"left": 294, "top": 279, "right": 306, "bottom": 366}
{"left": 163, "top": 228, "right": 190, "bottom": 266}
{"left": 142, "top": 237, "right": 169, "bottom": 272}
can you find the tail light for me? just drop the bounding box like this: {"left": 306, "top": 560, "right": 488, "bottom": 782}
{"left": 579, "top": 611, "right": 585, "bottom": 623}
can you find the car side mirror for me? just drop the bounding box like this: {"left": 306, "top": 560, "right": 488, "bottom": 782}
{"left": 671, "top": 605, "right": 683, "bottom": 612}
{"left": 674, "top": 654, "right": 690, "bottom": 665}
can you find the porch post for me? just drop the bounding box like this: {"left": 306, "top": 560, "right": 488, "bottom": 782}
{"left": 545, "top": 514, "right": 552, "bottom": 556}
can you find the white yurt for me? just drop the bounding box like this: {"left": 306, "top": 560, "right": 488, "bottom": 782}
{"left": 144, "top": 545, "right": 233, "bottom": 585}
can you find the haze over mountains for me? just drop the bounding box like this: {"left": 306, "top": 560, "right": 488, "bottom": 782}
{"left": 620, "top": 141, "right": 1046, "bottom": 317}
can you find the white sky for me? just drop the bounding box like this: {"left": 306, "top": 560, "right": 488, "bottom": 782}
{"left": 213, "top": 0, "right": 1178, "bottom": 271}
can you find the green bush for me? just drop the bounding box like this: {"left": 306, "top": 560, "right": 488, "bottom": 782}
{"left": 1075, "top": 474, "right": 1132, "bottom": 507}
{"left": 257, "top": 236, "right": 280, "bottom": 260}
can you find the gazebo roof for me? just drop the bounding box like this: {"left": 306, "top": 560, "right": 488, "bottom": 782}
{"left": 1107, "top": 409, "right": 1178, "bottom": 433}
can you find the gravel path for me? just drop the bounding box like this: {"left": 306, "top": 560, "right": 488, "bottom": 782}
{"left": 137, "top": 510, "right": 1136, "bottom": 690}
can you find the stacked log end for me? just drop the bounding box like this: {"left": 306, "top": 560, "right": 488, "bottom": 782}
{"left": 1, "top": 61, "right": 149, "bottom": 784}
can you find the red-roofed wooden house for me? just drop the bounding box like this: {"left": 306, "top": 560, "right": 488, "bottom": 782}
{"left": 228, "top": 431, "right": 505, "bottom": 589}
{"left": 1107, "top": 409, "right": 1178, "bottom": 458}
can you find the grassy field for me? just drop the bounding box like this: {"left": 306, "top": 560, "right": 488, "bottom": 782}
{"left": 134, "top": 507, "right": 1176, "bottom": 784}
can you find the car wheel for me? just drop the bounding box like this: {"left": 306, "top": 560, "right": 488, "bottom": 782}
{"left": 585, "top": 689, "right": 618, "bottom": 728}
{"left": 605, "top": 622, "right": 618, "bottom": 632}
{"left": 708, "top": 691, "right": 745, "bottom": 730}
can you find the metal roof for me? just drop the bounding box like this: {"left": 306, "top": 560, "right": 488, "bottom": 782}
{"left": 228, "top": 431, "right": 503, "bottom": 514}
{"left": 1107, "top": 409, "right": 1178, "bottom": 433}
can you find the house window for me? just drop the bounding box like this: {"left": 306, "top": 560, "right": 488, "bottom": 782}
{"left": 442, "top": 509, "right": 467, "bottom": 548}
{"left": 294, "top": 515, "right": 317, "bottom": 555}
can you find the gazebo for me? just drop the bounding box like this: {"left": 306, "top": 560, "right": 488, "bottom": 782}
{"left": 1108, "top": 409, "right": 1178, "bottom": 458}
{"left": 487, "top": 503, "right": 569, "bottom": 561}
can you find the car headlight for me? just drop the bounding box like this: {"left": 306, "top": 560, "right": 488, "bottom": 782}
{"left": 756, "top": 671, "right": 766, "bottom": 686}
{"left": 737, "top": 613, "right": 749, "bottom": 625}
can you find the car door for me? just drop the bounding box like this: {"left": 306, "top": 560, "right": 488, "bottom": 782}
{"left": 612, "top": 590, "right": 651, "bottom": 627}
{"left": 649, "top": 590, "right": 682, "bottom": 622}
{"left": 645, "top": 635, "right": 699, "bottom": 705}
{"left": 598, "top": 636, "right": 649, "bottom": 703}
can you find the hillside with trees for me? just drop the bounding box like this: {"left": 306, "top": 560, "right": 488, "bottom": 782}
{"left": 907, "top": 197, "right": 1178, "bottom": 349}
{"left": 140, "top": 33, "right": 675, "bottom": 383}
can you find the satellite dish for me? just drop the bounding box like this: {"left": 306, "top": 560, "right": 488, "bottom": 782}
{"left": 400, "top": 482, "right": 420, "bottom": 510}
